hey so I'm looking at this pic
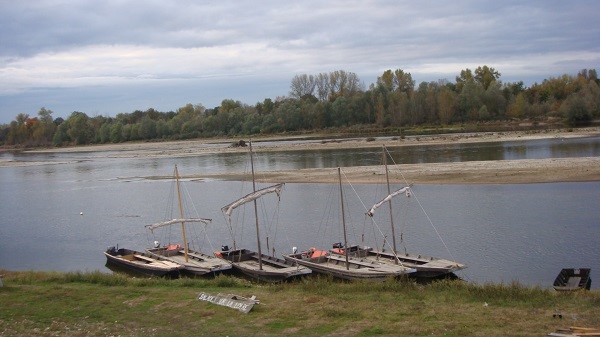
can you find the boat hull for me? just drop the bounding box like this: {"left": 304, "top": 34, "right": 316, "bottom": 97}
{"left": 146, "top": 246, "right": 232, "bottom": 276}
{"left": 335, "top": 245, "right": 465, "bottom": 278}
{"left": 104, "top": 247, "right": 182, "bottom": 277}
{"left": 283, "top": 249, "right": 415, "bottom": 281}
{"left": 553, "top": 268, "right": 592, "bottom": 291}
{"left": 216, "top": 249, "right": 311, "bottom": 282}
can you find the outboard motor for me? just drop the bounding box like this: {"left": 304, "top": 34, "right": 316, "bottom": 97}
{"left": 332, "top": 242, "right": 343, "bottom": 249}
{"left": 221, "top": 245, "right": 229, "bottom": 252}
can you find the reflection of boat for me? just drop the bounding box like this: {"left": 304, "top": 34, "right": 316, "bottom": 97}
{"left": 104, "top": 246, "right": 182, "bottom": 277}
{"left": 145, "top": 165, "right": 232, "bottom": 276}
{"left": 338, "top": 146, "right": 465, "bottom": 278}
{"left": 218, "top": 141, "right": 311, "bottom": 282}
{"left": 283, "top": 167, "right": 416, "bottom": 281}
{"left": 553, "top": 268, "right": 592, "bottom": 291}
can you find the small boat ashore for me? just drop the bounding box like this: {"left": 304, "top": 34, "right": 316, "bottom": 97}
{"left": 147, "top": 241, "right": 232, "bottom": 276}
{"left": 104, "top": 246, "right": 182, "bottom": 277}
{"left": 145, "top": 165, "right": 232, "bottom": 276}
{"left": 553, "top": 268, "right": 592, "bottom": 291}
{"left": 283, "top": 168, "right": 416, "bottom": 281}
{"left": 355, "top": 145, "right": 466, "bottom": 278}
{"left": 284, "top": 247, "right": 415, "bottom": 281}
{"left": 330, "top": 244, "right": 465, "bottom": 278}
{"left": 217, "top": 141, "right": 311, "bottom": 282}
{"left": 217, "top": 247, "right": 312, "bottom": 282}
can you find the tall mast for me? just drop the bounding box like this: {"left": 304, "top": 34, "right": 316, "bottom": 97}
{"left": 338, "top": 167, "right": 350, "bottom": 270}
{"left": 174, "top": 165, "right": 189, "bottom": 262}
{"left": 383, "top": 146, "right": 398, "bottom": 260}
{"left": 249, "top": 141, "right": 263, "bottom": 270}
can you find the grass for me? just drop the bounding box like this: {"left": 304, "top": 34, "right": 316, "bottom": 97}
{"left": 1, "top": 270, "right": 599, "bottom": 337}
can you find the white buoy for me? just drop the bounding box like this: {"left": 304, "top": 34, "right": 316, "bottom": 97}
{"left": 80, "top": 212, "right": 83, "bottom": 215}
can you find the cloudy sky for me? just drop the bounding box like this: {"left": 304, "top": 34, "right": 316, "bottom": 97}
{"left": 1, "top": 1, "right": 599, "bottom": 123}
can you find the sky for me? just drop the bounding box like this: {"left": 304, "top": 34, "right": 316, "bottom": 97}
{"left": 1, "top": 1, "right": 599, "bottom": 124}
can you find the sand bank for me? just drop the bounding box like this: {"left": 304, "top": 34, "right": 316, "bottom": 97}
{"left": 2, "top": 127, "right": 599, "bottom": 184}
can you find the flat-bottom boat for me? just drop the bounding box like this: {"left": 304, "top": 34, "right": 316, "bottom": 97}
{"left": 216, "top": 247, "right": 311, "bottom": 282}
{"left": 104, "top": 246, "right": 182, "bottom": 277}
{"left": 332, "top": 244, "right": 465, "bottom": 278}
{"left": 147, "top": 244, "right": 232, "bottom": 276}
{"left": 553, "top": 268, "right": 591, "bottom": 291}
{"left": 283, "top": 247, "right": 416, "bottom": 281}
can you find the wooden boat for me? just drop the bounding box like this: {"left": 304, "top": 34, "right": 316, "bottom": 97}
{"left": 104, "top": 246, "right": 182, "bottom": 277}
{"left": 217, "top": 248, "right": 311, "bottom": 282}
{"left": 147, "top": 241, "right": 232, "bottom": 276}
{"left": 553, "top": 268, "right": 592, "bottom": 291}
{"left": 347, "top": 145, "right": 465, "bottom": 278}
{"left": 284, "top": 247, "right": 415, "bottom": 281}
{"left": 145, "top": 165, "right": 232, "bottom": 276}
{"left": 330, "top": 244, "right": 465, "bottom": 278}
{"left": 283, "top": 168, "right": 416, "bottom": 281}
{"left": 217, "top": 141, "right": 311, "bottom": 282}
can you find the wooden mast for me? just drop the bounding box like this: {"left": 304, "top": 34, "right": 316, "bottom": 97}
{"left": 338, "top": 167, "right": 350, "bottom": 270}
{"left": 249, "top": 141, "right": 263, "bottom": 270}
{"left": 174, "top": 165, "right": 189, "bottom": 263}
{"left": 383, "top": 146, "right": 398, "bottom": 262}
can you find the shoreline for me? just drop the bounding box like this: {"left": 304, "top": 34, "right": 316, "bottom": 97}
{"left": 197, "top": 157, "right": 600, "bottom": 185}
{"left": 2, "top": 127, "right": 600, "bottom": 184}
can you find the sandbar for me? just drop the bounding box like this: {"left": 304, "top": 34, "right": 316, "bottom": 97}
{"left": 2, "top": 127, "right": 599, "bottom": 184}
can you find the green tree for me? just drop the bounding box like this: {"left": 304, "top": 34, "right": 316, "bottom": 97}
{"left": 155, "top": 120, "right": 170, "bottom": 139}
{"left": 455, "top": 68, "right": 474, "bottom": 93}
{"left": 474, "top": 66, "right": 501, "bottom": 90}
{"left": 458, "top": 80, "right": 484, "bottom": 122}
{"left": 561, "top": 94, "right": 592, "bottom": 126}
{"left": 138, "top": 116, "right": 157, "bottom": 140}
{"left": 110, "top": 123, "right": 123, "bottom": 143}
{"left": 98, "top": 123, "right": 111, "bottom": 143}
{"left": 52, "top": 122, "right": 70, "bottom": 146}
{"left": 508, "top": 92, "right": 529, "bottom": 119}
{"left": 66, "top": 112, "right": 94, "bottom": 145}
{"left": 438, "top": 86, "right": 457, "bottom": 124}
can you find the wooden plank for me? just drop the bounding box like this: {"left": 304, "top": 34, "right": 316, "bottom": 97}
{"left": 198, "top": 292, "right": 258, "bottom": 313}
{"left": 566, "top": 276, "right": 581, "bottom": 288}
{"left": 134, "top": 254, "right": 157, "bottom": 263}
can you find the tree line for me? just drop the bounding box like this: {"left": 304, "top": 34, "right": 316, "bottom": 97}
{"left": 1, "top": 66, "right": 599, "bottom": 147}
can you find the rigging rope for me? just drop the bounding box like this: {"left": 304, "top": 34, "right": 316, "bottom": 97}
{"left": 384, "top": 146, "right": 460, "bottom": 265}
{"left": 340, "top": 169, "right": 408, "bottom": 268}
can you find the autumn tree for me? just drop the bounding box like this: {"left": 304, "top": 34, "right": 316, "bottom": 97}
{"left": 474, "top": 66, "right": 501, "bottom": 90}
{"left": 438, "top": 86, "right": 457, "bottom": 124}
{"left": 290, "top": 74, "right": 316, "bottom": 99}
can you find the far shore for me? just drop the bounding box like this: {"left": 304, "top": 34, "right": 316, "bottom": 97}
{"left": 2, "top": 127, "right": 600, "bottom": 184}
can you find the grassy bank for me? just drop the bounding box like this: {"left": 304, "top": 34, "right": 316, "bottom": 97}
{"left": 1, "top": 271, "right": 598, "bottom": 337}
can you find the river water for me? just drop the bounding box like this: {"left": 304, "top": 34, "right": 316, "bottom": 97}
{"left": 0, "top": 136, "right": 599, "bottom": 288}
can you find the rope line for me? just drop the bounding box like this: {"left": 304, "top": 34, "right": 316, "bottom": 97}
{"left": 384, "top": 146, "right": 460, "bottom": 266}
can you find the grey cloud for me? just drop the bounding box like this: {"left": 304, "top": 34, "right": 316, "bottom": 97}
{"left": 1, "top": 0, "right": 599, "bottom": 122}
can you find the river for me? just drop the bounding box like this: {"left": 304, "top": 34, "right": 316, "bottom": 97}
{"left": 0, "top": 136, "right": 598, "bottom": 288}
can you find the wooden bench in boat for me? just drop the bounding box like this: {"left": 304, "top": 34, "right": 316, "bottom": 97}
{"left": 566, "top": 276, "right": 582, "bottom": 288}
{"left": 134, "top": 254, "right": 156, "bottom": 263}
{"left": 134, "top": 254, "right": 180, "bottom": 268}
{"left": 178, "top": 250, "right": 208, "bottom": 261}
{"left": 327, "top": 254, "right": 379, "bottom": 268}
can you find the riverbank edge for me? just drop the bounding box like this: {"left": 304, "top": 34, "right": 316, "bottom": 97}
{"left": 0, "top": 270, "right": 598, "bottom": 337}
